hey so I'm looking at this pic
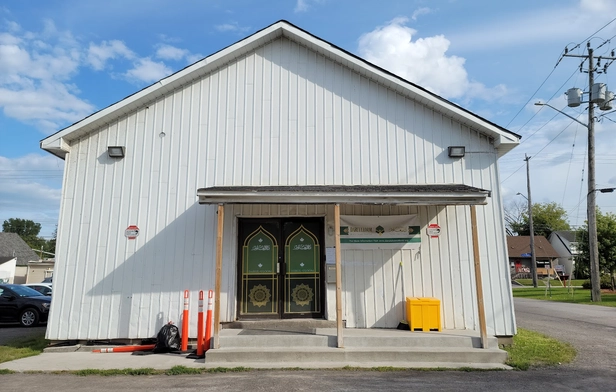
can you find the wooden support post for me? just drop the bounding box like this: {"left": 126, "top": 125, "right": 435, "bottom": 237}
{"left": 334, "top": 204, "right": 344, "bottom": 348}
{"left": 470, "top": 205, "right": 489, "bottom": 349}
{"left": 213, "top": 204, "right": 224, "bottom": 349}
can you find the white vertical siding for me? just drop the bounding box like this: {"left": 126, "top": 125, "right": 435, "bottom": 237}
{"left": 48, "top": 36, "right": 514, "bottom": 341}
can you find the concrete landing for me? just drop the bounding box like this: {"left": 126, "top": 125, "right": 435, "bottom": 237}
{"left": 205, "top": 328, "right": 509, "bottom": 369}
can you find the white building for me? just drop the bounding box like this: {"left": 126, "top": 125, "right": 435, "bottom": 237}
{"left": 548, "top": 231, "right": 579, "bottom": 278}
{"left": 41, "top": 21, "right": 519, "bottom": 346}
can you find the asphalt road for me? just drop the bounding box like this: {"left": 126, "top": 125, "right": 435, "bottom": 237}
{"left": 0, "top": 323, "right": 47, "bottom": 345}
{"left": 1, "top": 298, "right": 615, "bottom": 391}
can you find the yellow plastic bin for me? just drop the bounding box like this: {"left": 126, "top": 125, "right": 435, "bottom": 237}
{"left": 406, "top": 297, "right": 441, "bottom": 332}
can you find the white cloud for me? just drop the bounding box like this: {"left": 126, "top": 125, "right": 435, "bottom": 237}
{"left": 187, "top": 53, "right": 204, "bottom": 65}
{"left": 0, "top": 154, "right": 63, "bottom": 237}
{"left": 0, "top": 22, "right": 93, "bottom": 132}
{"left": 0, "top": 19, "right": 202, "bottom": 132}
{"left": 358, "top": 17, "right": 506, "bottom": 101}
{"left": 411, "top": 7, "right": 431, "bottom": 21}
{"left": 214, "top": 22, "right": 250, "bottom": 34}
{"left": 125, "top": 58, "right": 173, "bottom": 83}
{"left": 0, "top": 81, "right": 94, "bottom": 130}
{"left": 0, "top": 32, "right": 21, "bottom": 45}
{"left": 87, "top": 40, "right": 135, "bottom": 71}
{"left": 295, "top": 0, "right": 309, "bottom": 13}
{"left": 155, "top": 44, "right": 188, "bottom": 61}
{"left": 449, "top": 0, "right": 616, "bottom": 51}
{"left": 294, "top": 0, "right": 325, "bottom": 13}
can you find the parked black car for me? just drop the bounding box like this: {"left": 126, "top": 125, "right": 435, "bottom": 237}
{"left": 0, "top": 284, "right": 51, "bottom": 327}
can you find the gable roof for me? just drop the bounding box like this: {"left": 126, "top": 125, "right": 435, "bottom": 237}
{"left": 506, "top": 236, "right": 560, "bottom": 259}
{"left": 549, "top": 230, "right": 579, "bottom": 243}
{"left": 41, "top": 20, "right": 520, "bottom": 160}
{"left": 0, "top": 233, "right": 40, "bottom": 266}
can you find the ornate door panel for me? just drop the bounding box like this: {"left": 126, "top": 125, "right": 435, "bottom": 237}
{"left": 238, "top": 218, "right": 323, "bottom": 319}
{"left": 283, "top": 221, "right": 321, "bottom": 316}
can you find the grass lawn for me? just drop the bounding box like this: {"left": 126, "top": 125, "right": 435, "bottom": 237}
{"left": 512, "top": 287, "right": 616, "bottom": 306}
{"left": 504, "top": 328, "right": 576, "bottom": 370}
{"left": 0, "top": 331, "right": 48, "bottom": 364}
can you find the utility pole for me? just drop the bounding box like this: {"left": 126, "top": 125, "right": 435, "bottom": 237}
{"left": 524, "top": 154, "right": 538, "bottom": 288}
{"left": 586, "top": 47, "right": 600, "bottom": 302}
{"left": 560, "top": 43, "right": 616, "bottom": 302}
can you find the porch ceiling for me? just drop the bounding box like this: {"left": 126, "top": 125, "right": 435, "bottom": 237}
{"left": 197, "top": 184, "right": 490, "bottom": 205}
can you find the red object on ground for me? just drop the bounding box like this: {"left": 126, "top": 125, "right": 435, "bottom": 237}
{"left": 182, "top": 290, "right": 189, "bottom": 352}
{"left": 197, "top": 290, "right": 205, "bottom": 356}
{"left": 92, "top": 344, "right": 155, "bottom": 353}
{"left": 204, "top": 290, "right": 213, "bottom": 352}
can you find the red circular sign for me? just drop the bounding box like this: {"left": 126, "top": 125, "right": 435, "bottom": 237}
{"left": 125, "top": 225, "right": 140, "bottom": 240}
{"left": 427, "top": 223, "right": 441, "bottom": 238}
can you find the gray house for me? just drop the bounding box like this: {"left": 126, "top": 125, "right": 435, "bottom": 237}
{"left": 0, "top": 233, "right": 41, "bottom": 283}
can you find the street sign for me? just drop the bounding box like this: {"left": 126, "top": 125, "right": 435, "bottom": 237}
{"left": 125, "top": 225, "right": 140, "bottom": 240}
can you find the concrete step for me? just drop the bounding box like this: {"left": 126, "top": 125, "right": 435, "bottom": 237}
{"left": 219, "top": 333, "right": 335, "bottom": 348}
{"left": 222, "top": 319, "right": 336, "bottom": 331}
{"left": 205, "top": 346, "right": 508, "bottom": 365}
{"left": 209, "top": 328, "right": 509, "bottom": 369}
{"left": 339, "top": 335, "right": 497, "bottom": 349}
{"left": 218, "top": 329, "right": 498, "bottom": 349}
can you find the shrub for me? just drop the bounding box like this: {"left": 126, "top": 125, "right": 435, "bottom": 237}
{"left": 581, "top": 275, "right": 613, "bottom": 289}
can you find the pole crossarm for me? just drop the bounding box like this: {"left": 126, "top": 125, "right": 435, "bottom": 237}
{"left": 534, "top": 102, "right": 588, "bottom": 128}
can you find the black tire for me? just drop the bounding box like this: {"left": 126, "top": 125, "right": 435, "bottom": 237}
{"left": 19, "top": 308, "right": 40, "bottom": 327}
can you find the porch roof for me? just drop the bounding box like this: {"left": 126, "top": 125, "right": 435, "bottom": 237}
{"left": 197, "top": 184, "right": 490, "bottom": 205}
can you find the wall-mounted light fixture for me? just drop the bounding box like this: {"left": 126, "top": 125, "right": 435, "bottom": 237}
{"left": 448, "top": 146, "right": 465, "bottom": 158}
{"left": 107, "top": 146, "right": 125, "bottom": 158}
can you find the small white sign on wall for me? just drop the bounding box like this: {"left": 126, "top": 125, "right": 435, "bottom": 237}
{"left": 427, "top": 223, "right": 441, "bottom": 238}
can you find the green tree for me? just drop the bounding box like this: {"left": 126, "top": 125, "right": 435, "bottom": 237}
{"left": 2, "top": 218, "right": 48, "bottom": 253}
{"left": 45, "top": 225, "right": 57, "bottom": 257}
{"left": 507, "top": 202, "right": 571, "bottom": 238}
{"left": 575, "top": 209, "right": 616, "bottom": 288}
{"left": 2, "top": 218, "right": 41, "bottom": 237}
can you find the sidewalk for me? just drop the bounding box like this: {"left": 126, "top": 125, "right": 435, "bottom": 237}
{"left": 2, "top": 351, "right": 206, "bottom": 372}
{"left": 1, "top": 350, "right": 509, "bottom": 372}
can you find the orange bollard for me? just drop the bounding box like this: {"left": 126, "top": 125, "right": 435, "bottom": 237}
{"left": 204, "top": 289, "right": 213, "bottom": 352}
{"left": 197, "top": 290, "right": 205, "bottom": 356}
{"left": 181, "top": 290, "right": 189, "bottom": 352}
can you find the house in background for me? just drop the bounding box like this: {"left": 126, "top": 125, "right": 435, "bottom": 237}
{"left": 507, "top": 236, "right": 561, "bottom": 278}
{"left": 26, "top": 259, "right": 55, "bottom": 283}
{"left": 40, "top": 20, "right": 520, "bottom": 359}
{"left": 0, "top": 233, "right": 41, "bottom": 283}
{"left": 0, "top": 256, "right": 17, "bottom": 283}
{"left": 548, "top": 231, "right": 579, "bottom": 278}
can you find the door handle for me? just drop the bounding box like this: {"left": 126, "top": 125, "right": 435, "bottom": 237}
{"left": 277, "top": 263, "right": 280, "bottom": 273}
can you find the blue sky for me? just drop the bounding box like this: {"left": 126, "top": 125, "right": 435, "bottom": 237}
{"left": 2, "top": 0, "right": 616, "bottom": 239}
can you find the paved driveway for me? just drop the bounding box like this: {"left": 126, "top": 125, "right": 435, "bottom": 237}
{"left": 513, "top": 297, "right": 616, "bottom": 372}
{"left": 0, "top": 324, "right": 46, "bottom": 346}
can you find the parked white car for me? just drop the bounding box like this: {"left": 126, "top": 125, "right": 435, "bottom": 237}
{"left": 23, "top": 283, "right": 52, "bottom": 296}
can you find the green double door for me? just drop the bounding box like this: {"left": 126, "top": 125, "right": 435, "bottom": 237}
{"left": 237, "top": 218, "right": 324, "bottom": 319}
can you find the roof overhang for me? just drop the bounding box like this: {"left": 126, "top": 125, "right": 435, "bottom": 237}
{"left": 197, "top": 185, "right": 490, "bottom": 205}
